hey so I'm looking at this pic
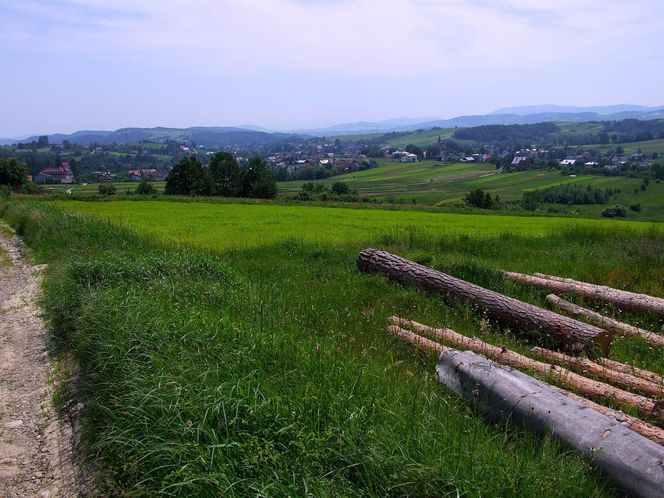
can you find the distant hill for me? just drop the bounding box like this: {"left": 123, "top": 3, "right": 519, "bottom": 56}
{"left": 489, "top": 104, "right": 663, "bottom": 116}
{"left": 293, "top": 105, "right": 664, "bottom": 136}
{"left": 5, "top": 127, "right": 307, "bottom": 148}
{"left": 3, "top": 104, "right": 664, "bottom": 144}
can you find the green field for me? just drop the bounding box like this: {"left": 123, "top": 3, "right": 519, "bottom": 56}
{"left": 4, "top": 198, "right": 664, "bottom": 496}
{"left": 278, "top": 161, "right": 664, "bottom": 219}
{"left": 57, "top": 199, "right": 659, "bottom": 251}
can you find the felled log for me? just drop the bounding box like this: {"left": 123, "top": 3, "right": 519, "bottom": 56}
{"left": 357, "top": 248, "right": 611, "bottom": 354}
{"left": 545, "top": 294, "right": 664, "bottom": 347}
{"left": 436, "top": 349, "right": 664, "bottom": 497}
{"left": 530, "top": 346, "right": 664, "bottom": 398}
{"left": 387, "top": 320, "right": 664, "bottom": 446}
{"left": 596, "top": 357, "right": 664, "bottom": 386}
{"left": 388, "top": 317, "right": 664, "bottom": 424}
{"left": 503, "top": 270, "right": 664, "bottom": 316}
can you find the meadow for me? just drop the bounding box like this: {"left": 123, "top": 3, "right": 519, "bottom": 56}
{"left": 3, "top": 198, "right": 663, "bottom": 497}
{"left": 278, "top": 161, "right": 664, "bottom": 219}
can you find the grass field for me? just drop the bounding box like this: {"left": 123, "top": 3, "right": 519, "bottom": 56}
{"left": 278, "top": 161, "right": 664, "bottom": 219}
{"left": 4, "top": 198, "right": 664, "bottom": 496}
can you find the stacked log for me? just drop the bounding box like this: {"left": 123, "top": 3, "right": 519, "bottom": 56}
{"left": 435, "top": 349, "right": 664, "bottom": 497}
{"left": 530, "top": 346, "right": 664, "bottom": 398}
{"left": 387, "top": 318, "right": 664, "bottom": 446}
{"left": 545, "top": 294, "right": 664, "bottom": 347}
{"left": 388, "top": 317, "right": 664, "bottom": 425}
{"left": 503, "top": 271, "right": 664, "bottom": 316}
{"left": 357, "top": 249, "right": 611, "bottom": 354}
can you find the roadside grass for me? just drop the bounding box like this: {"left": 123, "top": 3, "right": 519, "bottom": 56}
{"left": 3, "top": 199, "right": 664, "bottom": 496}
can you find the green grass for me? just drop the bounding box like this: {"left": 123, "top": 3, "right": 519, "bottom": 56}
{"left": 42, "top": 181, "right": 166, "bottom": 195}
{"left": 3, "top": 198, "right": 664, "bottom": 496}
{"left": 278, "top": 161, "right": 664, "bottom": 219}
{"left": 56, "top": 200, "right": 659, "bottom": 252}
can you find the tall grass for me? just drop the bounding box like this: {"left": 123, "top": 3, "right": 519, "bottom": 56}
{"left": 5, "top": 199, "right": 664, "bottom": 496}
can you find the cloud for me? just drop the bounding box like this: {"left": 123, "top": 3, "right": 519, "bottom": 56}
{"left": 3, "top": 0, "right": 661, "bottom": 77}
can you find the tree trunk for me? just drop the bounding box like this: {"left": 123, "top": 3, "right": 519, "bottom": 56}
{"left": 387, "top": 318, "right": 664, "bottom": 446}
{"left": 530, "top": 346, "right": 664, "bottom": 398}
{"left": 596, "top": 357, "right": 664, "bottom": 386}
{"left": 436, "top": 349, "right": 664, "bottom": 497}
{"left": 358, "top": 248, "right": 611, "bottom": 354}
{"left": 503, "top": 271, "right": 664, "bottom": 316}
{"left": 545, "top": 294, "right": 664, "bottom": 347}
{"left": 389, "top": 317, "right": 664, "bottom": 425}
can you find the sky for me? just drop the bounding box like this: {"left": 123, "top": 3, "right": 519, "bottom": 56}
{"left": 0, "top": 0, "right": 663, "bottom": 137}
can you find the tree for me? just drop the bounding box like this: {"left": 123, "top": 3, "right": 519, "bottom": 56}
{"left": 98, "top": 183, "right": 117, "bottom": 195}
{"left": 463, "top": 188, "right": 495, "bottom": 209}
{"left": 331, "top": 182, "right": 349, "bottom": 195}
{"left": 240, "top": 156, "right": 277, "bottom": 199}
{"left": 136, "top": 179, "right": 157, "bottom": 195}
{"left": 37, "top": 135, "right": 49, "bottom": 147}
{"left": 165, "top": 157, "right": 212, "bottom": 196}
{"left": 209, "top": 152, "right": 240, "bottom": 196}
{"left": 0, "top": 157, "right": 28, "bottom": 190}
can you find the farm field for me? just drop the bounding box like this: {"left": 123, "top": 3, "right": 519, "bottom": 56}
{"left": 4, "top": 198, "right": 664, "bottom": 495}
{"left": 278, "top": 161, "right": 664, "bottom": 219}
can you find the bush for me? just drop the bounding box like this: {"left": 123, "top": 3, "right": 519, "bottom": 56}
{"left": 135, "top": 180, "right": 157, "bottom": 196}
{"left": 463, "top": 188, "right": 495, "bottom": 209}
{"left": 0, "top": 185, "right": 10, "bottom": 198}
{"left": 629, "top": 203, "right": 641, "bottom": 212}
{"left": 601, "top": 205, "right": 626, "bottom": 218}
{"left": 98, "top": 183, "right": 117, "bottom": 196}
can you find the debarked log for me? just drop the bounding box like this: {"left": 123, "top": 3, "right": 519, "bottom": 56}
{"left": 358, "top": 248, "right": 611, "bottom": 354}
{"left": 389, "top": 317, "right": 664, "bottom": 425}
{"left": 503, "top": 271, "right": 664, "bottom": 316}
{"left": 545, "top": 294, "right": 664, "bottom": 347}
{"left": 436, "top": 349, "right": 664, "bottom": 498}
{"left": 387, "top": 320, "right": 664, "bottom": 446}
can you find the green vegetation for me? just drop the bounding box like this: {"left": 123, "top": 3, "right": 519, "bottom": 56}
{"left": 521, "top": 184, "right": 618, "bottom": 210}
{"left": 3, "top": 198, "right": 664, "bottom": 495}
{"left": 463, "top": 188, "right": 497, "bottom": 209}
{"left": 0, "top": 157, "right": 28, "bottom": 190}
{"left": 165, "top": 155, "right": 277, "bottom": 199}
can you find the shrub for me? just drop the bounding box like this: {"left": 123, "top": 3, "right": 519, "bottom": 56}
{"left": 135, "top": 180, "right": 157, "bottom": 196}
{"left": 0, "top": 185, "right": 10, "bottom": 198}
{"left": 98, "top": 183, "right": 117, "bottom": 196}
{"left": 601, "top": 205, "right": 626, "bottom": 218}
{"left": 629, "top": 203, "right": 642, "bottom": 212}
{"left": 463, "top": 188, "right": 495, "bottom": 209}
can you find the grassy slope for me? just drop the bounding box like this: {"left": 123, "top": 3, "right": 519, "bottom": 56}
{"left": 8, "top": 199, "right": 664, "bottom": 496}
{"left": 278, "top": 161, "right": 664, "bottom": 219}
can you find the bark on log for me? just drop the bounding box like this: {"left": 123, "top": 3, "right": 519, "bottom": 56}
{"left": 387, "top": 319, "right": 664, "bottom": 446}
{"left": 388, "top": 317, "right": 664, "bottom": 424}
{"left": 358, "top": 248, "right": 611, "bottom": 354}
{"left": 503, "top": 271, "right": 664, "bottom": 316}
{"left": 596, "top": 357, "right": 664, "bottom": 386}
{"left": 530, "top": 346, "right": 664, "bottom": 398}
{"left": 545, "top": 294, "right": 664, "bottom": 347}
{"left": 436, "top": 349, "right": 664, "bottom": 497}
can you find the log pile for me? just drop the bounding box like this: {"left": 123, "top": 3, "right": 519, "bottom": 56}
{"left": 545, "top": 294, "right": 664, "bottom": 347}
{"left": 387, "top": 318, "right": 664, "bottom": 498}
{"left": 503, "top": 270, "right": 664, "bottom": 316}
{"left": 358, "top": 248, "right": 611, "bottom": 354}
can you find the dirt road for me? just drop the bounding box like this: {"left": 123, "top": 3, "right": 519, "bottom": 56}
{"left": 0, "top": 222, "right": 80, "bottom": 497}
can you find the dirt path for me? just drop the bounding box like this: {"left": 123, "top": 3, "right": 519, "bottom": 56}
{"left": 0, "top": 222, "right": 80, "bottom": 497}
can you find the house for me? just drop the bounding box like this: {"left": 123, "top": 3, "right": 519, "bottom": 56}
{"left": 461, "top": 156, "right": 475, "bottom": 163}
{"left": 400, "top": 153, "right": 418, "bottom": 163}
{"left": 560, "top": 159, "right": 577, "bottom": 166}
{"left": 35, "top": 162, "right": 74, "bottom": 184}
{"left": 511, "top": 156, "right": 529, "bottom": 167}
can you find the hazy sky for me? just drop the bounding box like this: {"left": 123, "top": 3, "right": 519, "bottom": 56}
{"left": 1, "top": 0, "right": 663, "bottom": 137}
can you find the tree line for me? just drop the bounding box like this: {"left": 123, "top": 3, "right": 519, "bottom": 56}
{"left": 165, "top": 153, "right": 277, "bottom": 198}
